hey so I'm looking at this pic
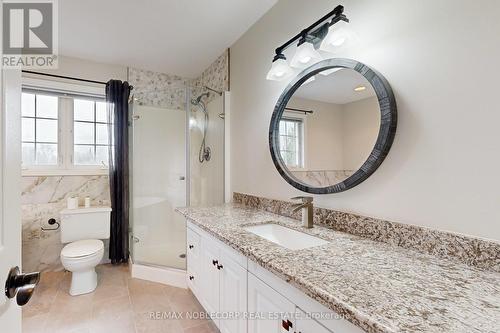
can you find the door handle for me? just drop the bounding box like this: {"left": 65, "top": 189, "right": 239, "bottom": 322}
{"left": 4, "top": 266, "right": 40, "bottom": 306}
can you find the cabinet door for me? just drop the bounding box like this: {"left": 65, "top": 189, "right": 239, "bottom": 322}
{"left": 200, "top": 237, "right": 221, "bottom": 324}
{"left": 219, "top": 252, "right": 247, "bottom": 333}
{"left": 187, "top": 227, "right": 201, "bottom": 294}
{"left": 295, "top": 309, "right": 332, "bottom": 333}
{"left": 248, "top": 273, "right": 296, "bottom": 333}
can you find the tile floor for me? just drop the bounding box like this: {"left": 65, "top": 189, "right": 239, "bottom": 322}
{"left": 22, "top": 264, "right": 219, "bottom": 333}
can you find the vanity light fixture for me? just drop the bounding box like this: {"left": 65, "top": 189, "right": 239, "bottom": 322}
{"left": 266, "top": 5, "right": 350, "bottom": 81}
{"left": 290, "top": 39, "right": 323, "bottom": 69}
{"left": 266, "top": 54, "right": 295, "bottom": 81}
{"left": 319, "top": 20, "right": 354, "bottom": 53}
{"left": 354, "top": 85, "right": 366, "bottom": 92}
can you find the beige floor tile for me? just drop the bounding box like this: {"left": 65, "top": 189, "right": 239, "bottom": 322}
{"left": 22, "top": 313, "right": 48, "bottom": 333}
{"left": 134, "top": 311, "right": 184, "bottom": 333}
{"left": 22, "top": 264, "right": 214, "bottom": 333}
{"left": 166, "top": 289, "right": 209, "bottom": 330}
{"left": 184, "top": 322, "right": 220, "bottom": 333}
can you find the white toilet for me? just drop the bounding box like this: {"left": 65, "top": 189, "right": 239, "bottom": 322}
{"left": 59, "top": 207, "right": 112, "bottom": 296}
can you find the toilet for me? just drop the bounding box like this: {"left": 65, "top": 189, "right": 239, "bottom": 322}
{"left": 59, "top": 207, "right": 112, "bottom": 296}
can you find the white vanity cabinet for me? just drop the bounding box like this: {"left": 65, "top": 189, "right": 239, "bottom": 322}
{"left": 186, "top": 221, "right": 364, "bottom": 333}
{"left": 186, "top": 227, "right": 201, "bottom": 294}
{"left": 247, "top": 272, "right": 295, "bottom": 333}
{"left": 295, "top": 309, "right": 333, "bottom": 333}
{"left": 187, "top": 224, "right": 248, "bottom": 333}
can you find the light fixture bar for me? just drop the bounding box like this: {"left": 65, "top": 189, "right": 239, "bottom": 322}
{"left": 273, "top": 5, "right": 348, "bottom": 58}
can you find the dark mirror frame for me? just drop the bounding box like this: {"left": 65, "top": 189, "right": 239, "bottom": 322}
{"left": 269, "top": 58, "right": 397, "bottom": 194}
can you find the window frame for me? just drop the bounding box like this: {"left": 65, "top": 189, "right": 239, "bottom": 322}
{"left": 21, "top": 92, "right": 62, "bottom": 171}
{"left": 279, "top": 112, "right": 307, "bottom": 170}
{"left": 21, "top": 78, "right": 110, "bottom": 176}
{"left": 70, "top": 96, "right": 110, "bottom": 170}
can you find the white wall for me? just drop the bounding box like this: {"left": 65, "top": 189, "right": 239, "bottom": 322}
{"left": 288, "top": 97, "right": 344, "bottom": 170}
{"left": 33, "top": 55, "right": 128, "bottom": 82}
{"left": 342, "top": 96, "right": 380, "bottom": 170}
{"left": 230, "top": 0, "right": 500, "bottom": 241}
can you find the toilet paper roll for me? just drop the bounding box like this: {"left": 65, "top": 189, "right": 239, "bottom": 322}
{"left": 67, "top": 197, "right": 78, "bottom": 209}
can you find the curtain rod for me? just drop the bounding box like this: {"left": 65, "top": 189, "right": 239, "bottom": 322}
{"left": 21, "top": 70, "right": 133, "bottom": 89}
{"left": 285, "top": 107, "right": 314, "bottom": 115}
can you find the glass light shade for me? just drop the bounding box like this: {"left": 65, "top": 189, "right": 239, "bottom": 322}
{"left": 319, "top": 21, "right": 353, "bottom": 53}
{"left": 290, "top": 42, "right": 322, "bottom": 69}
{"left": 266, "top": 58, "right": 294, "bottom": 81}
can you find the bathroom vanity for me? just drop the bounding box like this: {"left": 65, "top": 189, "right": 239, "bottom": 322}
{"left": 177, "top": 203, "right": 500, "bottom": 333}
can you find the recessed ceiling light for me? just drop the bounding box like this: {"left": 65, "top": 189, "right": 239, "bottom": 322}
{"left": 354, "top": 85, "right": 366, "bottom": 92}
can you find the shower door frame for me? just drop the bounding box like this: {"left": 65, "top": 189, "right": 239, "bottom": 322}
{"left": 128, "top": 86, "right": 192, "bottom": 288}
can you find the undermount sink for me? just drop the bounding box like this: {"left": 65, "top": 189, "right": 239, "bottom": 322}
{"left": 243, "top": 223, "right": 329, "bottom": 250}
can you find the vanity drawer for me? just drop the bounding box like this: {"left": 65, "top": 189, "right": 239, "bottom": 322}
{"left": 187, "top": 226, "right": 200, "bottom": 260}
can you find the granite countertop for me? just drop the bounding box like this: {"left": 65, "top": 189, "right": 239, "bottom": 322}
{"left": 176, "top": 204, "right": 500, "bottom": 333}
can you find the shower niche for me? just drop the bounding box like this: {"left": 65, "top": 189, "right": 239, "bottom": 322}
{"left": 129, "top": 86, "right": 225, "bottom": 274}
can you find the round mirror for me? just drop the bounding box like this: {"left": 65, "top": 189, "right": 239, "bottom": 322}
{"left": 269, "top": 58, "right": 397, "bottom": 194}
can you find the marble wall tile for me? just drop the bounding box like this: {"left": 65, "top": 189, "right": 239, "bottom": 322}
{"left": 291, "top": 170, "right": 355, "bottom": 187}
{"left": 128, "top": 67, "right": 189, "bottom": 110}
{"left": 22, "top": 176, "right": 111, "bottom": 273}
{"left": 233, "top": 192, "right": 500, "bottom": 272}
{"left": 129, "top": 49, "right": 229, "bottom": 109}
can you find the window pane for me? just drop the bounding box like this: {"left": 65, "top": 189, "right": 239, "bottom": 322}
{"left": 74, "top": 99, "right": 95, "bottom": 121}
{"left": 279, "top": 121, "right": 285, "bottom": 134}
{"left": 96, "top": 102, "right": 108, "bottom": 122}
{"left": 286, "top": 121, "right": 296, "bottom": 136}
{"left": 35, "top": 143, "right": 57, "bottom": 165}
{"left": 36, "top": 119, "right": 58, "bottom": 142}
{"left": 22, "top": 143, "right": 35, "bottom": 166}
{"left": 279, "top": 136, "right": 287, "bottom": 150}
{"left": 22, "top": 93, "right": 35, "bottom": 117}
{"left": 74, "top": 122, "right": 94, "bottom": 144}
{"left": 95, "top": 146, "right": 109, "bottom": 166}
{"left": 96, "top": 124, "right": 109, "bottom": 144}
{"left": 286, "top": 136, "right": 296, "bottom": 152}
{"left": 74, "top": 145, "right": 95, "bottom": 165}
{"left": 22, "top": 118, "right": 35, "bottom": 142}
{"left": 36, "top": 95, "right": 58, "bottom": 118}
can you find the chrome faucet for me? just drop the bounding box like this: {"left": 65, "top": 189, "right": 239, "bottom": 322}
{"left": 290, "top": 196, "right": 314, "bottom": 228}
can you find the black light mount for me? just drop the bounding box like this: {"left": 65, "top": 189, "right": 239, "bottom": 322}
{"left": 272, "top": 4, "right": 349, "bottom": 61}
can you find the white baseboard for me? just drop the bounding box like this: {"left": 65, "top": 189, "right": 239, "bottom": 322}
{"left": 131, "top": 263, "right": 187, "bottom": 289}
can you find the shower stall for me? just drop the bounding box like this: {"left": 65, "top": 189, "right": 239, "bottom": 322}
{"left": 129, "top": 85, "right": 226, "bottom": 285}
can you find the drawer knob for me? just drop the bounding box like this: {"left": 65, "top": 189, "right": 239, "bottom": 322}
{"left": 212, "top": 259, "right": 218, "bottom": 266}
{"left": 189, "top": 245, "right": 194, "bottom": 249}
{"left": 189, "top": 276, "right": 194, "bottom": 281}
{"left": 217, "top": 264, "right": 223, "bottom": 270}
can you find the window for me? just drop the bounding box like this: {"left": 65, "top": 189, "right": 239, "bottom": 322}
{"left": 21, "top": 93, "right": 59, "bottom": 166}
{"left": 279, "top": 117, "right": 304, "bottom": 168}
{"left": 21, "top": 90, "right": 110, "bottom": 175}
{"left": 73, "top": 99, "right": 110, "bottom": 166}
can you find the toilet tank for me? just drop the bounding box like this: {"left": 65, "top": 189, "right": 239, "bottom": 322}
{"left": 60, "top": 207, "right": 112, "bottom": 243}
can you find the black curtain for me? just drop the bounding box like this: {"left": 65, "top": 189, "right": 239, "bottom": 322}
{"left": 106, "top": 80, "right": 131, "bottom": 264}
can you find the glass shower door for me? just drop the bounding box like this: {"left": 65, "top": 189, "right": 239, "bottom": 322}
{"left": 131, "top": 103, "right": 187, "bottom": 269}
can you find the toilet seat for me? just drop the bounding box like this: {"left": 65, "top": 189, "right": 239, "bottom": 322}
{"left": 61, "top": 239, "right": 104, "bottom": 259}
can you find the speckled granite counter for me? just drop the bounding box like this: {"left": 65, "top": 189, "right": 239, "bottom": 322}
{"left": 176, "top": 204, "right": 500, "bottom": 333}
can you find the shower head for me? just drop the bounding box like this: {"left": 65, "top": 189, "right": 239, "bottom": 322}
{"left": 191, "top": 92, "right": 210, "bottom": 105}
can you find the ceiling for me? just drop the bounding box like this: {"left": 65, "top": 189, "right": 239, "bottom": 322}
{"left": 59, "top": 0, "right": 277, "bottom": 78}
{"left": 294, "top": 68, "right": 376, "bottom": 105}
